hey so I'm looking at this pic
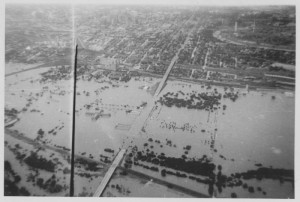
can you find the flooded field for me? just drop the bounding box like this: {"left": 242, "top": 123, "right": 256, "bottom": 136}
{"left": 5, "top": 65, "right": 294, "bottom": 197}
{"left": 74, "top": 76, "right": 159, "bottom": 158}
{"left": 102, "top": 168, "right": 193, "bottom": 197}
{"left": 121, "top": 81, "right": 294, "bottom": 198}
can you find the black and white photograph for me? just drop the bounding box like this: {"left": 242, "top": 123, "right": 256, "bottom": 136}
{"left": 2, "top": 0, "right": 298, "bottom": 198}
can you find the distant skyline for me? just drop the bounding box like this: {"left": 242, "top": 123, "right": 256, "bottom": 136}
{"left": 4, "top": 0, "right": 297, "bottom": 5}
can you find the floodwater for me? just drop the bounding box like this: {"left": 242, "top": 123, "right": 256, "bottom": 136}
{"left": 5, "top": 67, "right": 294, "bottom": 197}
{"left": 138, "top": 81, "right": 294, "bottom": 198}
{"left": 5, "top": 68, "right": 73, "bottom": 149}
{"left": 74, "top": 77, "right": 158, "bottom": 158}
{"left": 147, "top": 81, "right": 294, "bottom": 171}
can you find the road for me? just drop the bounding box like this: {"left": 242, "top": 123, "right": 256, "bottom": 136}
{"left": 5, "top": 65, "right": 52, "bottom": 77}
{"left": 94, "top": 14, "right": 196, "bottom": 196}
{"left": 154, "top": 54, "right": 178, "bottom": 97}
{"left": 127, "top": 37, "right": 190, "bottom": 136}
{"left": 127, "top": 23, "right": 195, "bottom": 138}
{"left": 93, "top": 149, "right": 127, "bottom": 197}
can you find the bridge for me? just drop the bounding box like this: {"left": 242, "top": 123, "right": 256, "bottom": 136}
{"left": 93, "top": 149, "right": 127, "bottom": 197}
{"left": 154, "top": 55, "right": 178, "bottom": 97}
{"left": 126, "top": 25, "right": 195, "bottom": 138}
{"left": 154, "top": 30, "right": 195, "bottom": 97}
{"left": 126, "top": 35, "right": 194, "bottom": 138}
{"left": 93, "top": 14, "right": 197, "bottom": 196}
{"left": 5, "top": 66, "right": 52, "bottom": 77}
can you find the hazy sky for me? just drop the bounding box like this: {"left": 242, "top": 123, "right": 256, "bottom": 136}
{"left": 4, "top": 0, "right": 297, "bottom": 5}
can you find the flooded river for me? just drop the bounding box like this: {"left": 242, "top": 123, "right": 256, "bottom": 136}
{"left": 5, "top": 67, "right": 294, "bottom": 197}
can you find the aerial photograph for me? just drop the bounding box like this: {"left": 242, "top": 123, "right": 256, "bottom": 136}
{"left": 4, "top": 0, "right": 296, "bottom": 198}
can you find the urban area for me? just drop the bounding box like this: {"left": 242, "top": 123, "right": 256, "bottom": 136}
{"left": 4, "top": 3, "right": 295, "bottom": 198}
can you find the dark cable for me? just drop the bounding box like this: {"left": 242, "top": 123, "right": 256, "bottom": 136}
{"left": 70, "top": 43, "right": 78, "bottom": 196}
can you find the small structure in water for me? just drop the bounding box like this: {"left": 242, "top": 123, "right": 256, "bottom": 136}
{"left": 284, "top": 92, "right": 294, "bottom": 97}
{"left": 94, "top": 112, "right": 111, "bottom": 120}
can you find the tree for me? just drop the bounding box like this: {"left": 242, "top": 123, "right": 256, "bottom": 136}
{"left": 37, "top": 129, "right": 44, "bottom": 136}
{"left": 36, "top": 178, "right": 44, "bottom": 187}
{"left": 14, "top": 175, "right": 21, "bottom": 183}
{"left": 161, "top": 169, "right": 166, "bottom": 177}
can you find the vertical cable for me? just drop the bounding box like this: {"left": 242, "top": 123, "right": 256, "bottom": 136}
{"left": 70, "top": 43, "right": 78, "bottom": 196}
{"left": 70, "top": 4, "right": 77, "bottom": 196}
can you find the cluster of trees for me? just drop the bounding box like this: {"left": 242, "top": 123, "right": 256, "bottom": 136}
{"left": 104, "top": 148, "right": 114, "bottom": 153}
{"left": 75, "top": 158, "right": 100, "bottom": 172}
{"left": 4, "top": 161, "right": 30, "bottom": 196}
{"left": 158, "top": 91, "right": 223, "bottom": 111}
{"left": 36, "top": 174, "right": 63, "bottom": 193}
{"left": 4, "top": 179, "right": 30, "bottom": 196}
{"left": 5, "top": 161, "right": 21, "bottom": 183}
{"left": 24, "top": 152, "right": 56, "bottom": 172}
{"left": 132, "top": 149, "right": 216, "bottom": 177}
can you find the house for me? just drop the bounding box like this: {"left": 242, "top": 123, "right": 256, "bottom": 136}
{"left": 96, "top": 57, "right": 119, "bottom": 71}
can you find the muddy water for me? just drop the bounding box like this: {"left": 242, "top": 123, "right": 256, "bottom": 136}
{"left": 74, "top": 77, "right": 158, "bottom": 158}
{"left": 5, "top": 68, "right": 73, "bottom": 149}
{"left": 140, "top": 81, "right": 294, "bottom": 198}
{"left": 5, "top": 68, "right": 159, "bottom": 195}
{"left": 154, "top": 81, "right": 294, "bottom": 171}
{"left": 5, "top": 68, "right": 294, "bottom": 197}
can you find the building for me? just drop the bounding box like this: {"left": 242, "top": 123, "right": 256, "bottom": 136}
{"left": 234, "top": 21, "right": 238, "bottom": 36}
{"left": 97, "top": 57, "right": 119, "bottom": 71}
{"left": 271, "top": 63, "right": 295, "bottom": 71}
